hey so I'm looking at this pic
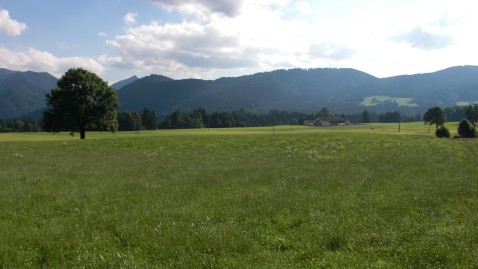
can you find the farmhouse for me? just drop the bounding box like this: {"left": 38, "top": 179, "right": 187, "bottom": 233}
{"left": 303, "top": 116, "right": 351, "bottom": 126}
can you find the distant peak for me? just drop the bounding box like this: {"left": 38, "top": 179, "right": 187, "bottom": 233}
{"left": 111, "top": 75, "right": 140, "bottom": 90}
{"left": 144, "top": 74, "right": 174, "bottom": 81}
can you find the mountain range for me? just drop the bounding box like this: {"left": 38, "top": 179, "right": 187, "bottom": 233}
{"left": 0, "top": 68, "right": 57, "bottom": 119}
{"left": 1, "top": 66, "right": 478, "bottom": 119}
{"left": 117, "top": 66, "right": 478, "bottom": 115}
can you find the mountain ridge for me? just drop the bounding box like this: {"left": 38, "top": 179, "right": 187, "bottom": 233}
{"left": 111, "top": 75, "right": 139, "bottom": 90}
{"left": 0, "top": 69, "right": 57, "bottom": 119}
{"left": 117, "top": 66, "right": 478, "bottom": 115}
{"left": 2, "top": 66, "right": 478, "bottom": 119}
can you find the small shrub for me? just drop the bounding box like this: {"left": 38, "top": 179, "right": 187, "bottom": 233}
{"left": 457, "top": 119, "right": 476, "bottom": 138}
{"left": 435, "top": 125, "right": 450, "bottom": 138}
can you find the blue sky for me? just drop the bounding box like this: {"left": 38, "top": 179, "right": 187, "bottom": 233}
{"left": 1, "top": 0, "right": 478, "bottom": 83}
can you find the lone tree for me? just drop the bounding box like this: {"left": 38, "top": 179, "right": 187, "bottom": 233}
{"left": 423, "top": 107, "right": 446, "bottom": 132}
{"left": 457, "top": 119, "right": 476, "bottom": 138}
{"left": 43, "top": 68, "right": 120, "bottom": 139}
{"left": 435, "top": 125, "right": 450, "bottom": 138}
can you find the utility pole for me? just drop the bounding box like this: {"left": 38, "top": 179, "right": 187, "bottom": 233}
{"left": 398, "top": 105, "right": 401, "bottom": 132}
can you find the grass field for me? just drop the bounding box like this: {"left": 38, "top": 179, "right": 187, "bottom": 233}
{"left": 1, "top": 123, "right": 477, "bottom": 268}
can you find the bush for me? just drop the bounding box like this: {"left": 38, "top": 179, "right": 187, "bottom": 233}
{"left": 457, "top": 119, "right": 476, "bottom": 138}
{"left": 435, "top": 125, "right": 450, "bottom": 138}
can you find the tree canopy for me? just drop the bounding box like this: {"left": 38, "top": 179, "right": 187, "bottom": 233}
{"left": 423, "top": 107, "right": 446, "bottom": 132}
{"left": 458, "top": 119, "right": 476, "bottom": 138}
{"left": 465, "top": 104, "right": 478, "bottom": 126}
{"left": 43, "top": 68, "right": 120, "bottom": 139}
{"left": 141, "top": 108, "right": 158, "bottom": 130}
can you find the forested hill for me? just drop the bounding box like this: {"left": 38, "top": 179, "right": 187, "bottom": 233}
{"left": 0, "top": 69, "right": 57, "bottom": 119}
{"left": 118, "top": 66, "right": 478, "bottom": 115}
{"left": 118, "top": 68, "right": 380, "bottom": 114}
{"left": 3, "top": 66, "right": 478, "bottom": 119}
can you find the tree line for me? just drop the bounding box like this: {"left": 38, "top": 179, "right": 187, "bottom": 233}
{"left": 117, "top": 108, "right": 315, "bottom": 130}
{"left": 1, "top": 105, "right": 474, "bottom": 133}
{"left": 0, "top": 119, "right": 42, "bottom": 132}
{"left": 158, "top": 108, "right": 311, "bottom": 129}
{"left": 117, "top": 108, "right": 158, "bottom": 131}
{"left": 423, "top": 104, "right": 478, "bottom": 138}
{"left": 118, "top": 107, "right": 449, "bottom": 130}
{"left": 350, "top": 109, "right": 422, "bottom": 124}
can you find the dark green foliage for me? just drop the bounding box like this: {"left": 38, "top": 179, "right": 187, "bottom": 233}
{"left": 42, "top": 68, "right": 120, "bottom": 139}
{"left": 158, "top": 108, "right": 313, "bottom": 129}
{"left": 445, "top": 106, "right": 466, "bottom": 122}
{"left": 362, "top": 109, "right": 370, "bottom": 123}
{"left": 457, "top": 119, "right": 476, "bottom": 138}
{"left": 318, "top": 107, "right": 330, "bottom": 118}
{"left": 465, "top": 104, "right": 478, "bottom": 126}
{"left": 378, "top": 111, "right": 400, "bottom": 123}
{"left": 435, "top": 125, "right": 450, "bottom": 138}
{"left": 157, "top": 107, "right": 427, "bottom": 129}
{"left": 117, "top": 111, "right": 142, "bottom": 131}
{"left": 141, "top": 108, "right": 157, "bottom": 130}
{"left": 0, "top": 118, "right": 41, "bottom": 132}
{"left": 424, "top": 107, "right": 446, "bottom": 131}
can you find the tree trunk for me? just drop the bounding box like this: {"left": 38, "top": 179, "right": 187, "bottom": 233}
{"left": 80, "top": 127, "right": 86, "bottom": 139}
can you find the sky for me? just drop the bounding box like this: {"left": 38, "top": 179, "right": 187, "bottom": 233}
{"left": 1, "top": 0, "right": 478, "bottom": 83}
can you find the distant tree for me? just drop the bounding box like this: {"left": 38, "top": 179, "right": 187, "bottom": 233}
{"left": 435, "top": 125, "right": 450, "bottom": 138}
{"left": 423, "top": 107, "right": 446, "bottom": 132}
{"left": 445, "top": 106, "right": 466, "bottom": 122}
{"left": 118, "top": 111, "right": 142, "bottom": 131}
{"left": 457, "top": 119, "right": 476, "bottom": 138}
{"left": 318, "top": 107, "right": 330, "bottom": 118}
{"left": 379, "top": 111, "right": 400, "bottom": 123}
{"left": 43, "top": 68, "right": 120, "bottom": 139}
{"left": 131, "top": 112, "right": 142, "bottom": 129}
{"left": 12, "top": 120, "right": 24, "bottom": 131}
{"left": 141, "top": 107, "right": 157, "bottom": 130}
{"left": 192, "top": 107, "right": 208, "bottom": 126}
{"left": 465, "top": 104, "right": 478, "bottom": 126}
{"left": 0, "top": 119, "right": 40, "bottom": 132}
{"left": 362, "top": 108, "right": 370, "bottom": 123}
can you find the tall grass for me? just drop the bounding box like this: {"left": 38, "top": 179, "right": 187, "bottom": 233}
{"left": 0, "top": 124, "right": 477, "bottom": 267}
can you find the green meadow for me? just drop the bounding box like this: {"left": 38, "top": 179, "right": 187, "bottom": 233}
{"left": 1, "top": 123, "right": 477, "bottom": 268}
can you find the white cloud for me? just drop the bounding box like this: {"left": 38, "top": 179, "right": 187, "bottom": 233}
{"left": 56, "top": 41, "right": 81, "bottom": 50}
{"left": 105, "top": 0, "right": 347, "bottom": 79}
{"left": 98, "top": 0, "right": 478, "bottom": 80}
{"left": 123, "top": 12, "right": 138, "bottom": 25}
{"left": 150, "top": 0, "right": 244, "bottom": 17}
{"left": 390, "top": 27, "right": 453, "bottom": 50}
{"left": 0, "top": 45, "right": 105, "bottom": 77}
{"left": 0, "top": 9, "right": 27, "bottom": 36}
{"left": 97, "top": 32, "right": 107, "bottom": 38}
